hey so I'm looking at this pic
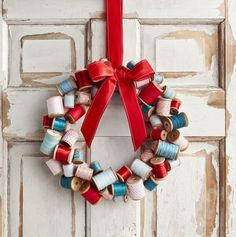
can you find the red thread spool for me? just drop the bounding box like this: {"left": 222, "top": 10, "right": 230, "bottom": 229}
{"left": 42, "top": 115, "right": 53, "bottom": 128}
{"left": 150, "top": 128, "right": 167, "bottom": 141}
{"left": 138, "top": 81, "right": 163, "bottom": 105}
{"left": 80, "top": 182, "right": 102, "bottom": 205}
{"left": 150, "top": 157, "right": 168, "bottom": 179}
{"left": 170, "top": 98, "right": 181, "bottom": 115}
{"left": 75, "top": 69, "right": 92, "bottom": 91}
{"left": 65, "top": 104, "right": 85, "bottom": 124}
{"left": 117, "top": 166, "right": 132, "bottom": 182}
{"left": 53, "top": 144, "right": 74, "bottom": 164}
{"left": 164, "top": 159, "right": 171, "bottom": 171}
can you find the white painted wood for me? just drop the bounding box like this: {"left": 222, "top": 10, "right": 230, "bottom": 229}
{"left": 89, "top": 137, "right": 140, "bottom": 237}
{"left": 3, "top": 88, "right": 225, "bottom": 140}
{"left": 3, "top": 0, "right": 224, "bottom": 20}
{"left": 8, "top": 143, "right": 85, "bottom": 237}
{"left": 141, "top": 24, "right": 219, "bottom": 87}
{"left": 8, "top": 25, "right": 86, "bottom": 87}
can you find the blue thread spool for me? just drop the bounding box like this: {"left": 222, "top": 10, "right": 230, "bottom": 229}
{"left": 64, "top": 92, "right": 75, "bottom": 108}
{"left": 163, "top": 112, "right": 189, "bottom": 132}
{"left": 141, "top": 104, "right": 154, "bottom": 117}
{"left": 40, "top": 129, "right": 62, "bottom": 156}
{"left": 111, "top": 183, "right": 127, "bottom": 196}
{"left": 130, "top": 159, "right": 152, "bottom": 180}
{"left": 73, "top": 149, "right": 84, "bottom": 164}
{"left": 155, "top": 140, "right": 179, "bottom": 160}
{"left": 60, "top": 175, "right": 82, "bottom": 191}
{"left": 127, "top": 60, "right": 136, "bottom": 69}
{"left": 153, "top": 73, "right": 164, "bottom": 84}
{"left": 92, "top": 167, "right": 118, "bottom": 191}
{"left": 144, "top": 176, "right": 159, "bottom": 191}
{"left": 52, "top": 117, "right": 68, "bottom": 132}
{"left": 90, "top": 160, "right": 103, "bottom": 175}
{"left": 168, "top": 159, "right": 181, "bottom": 170}
{"left": 162, "top": 86, "right": 176, "bottom": 99}
{"left": 57, "top": 76, "right": 77, "bottom": 95}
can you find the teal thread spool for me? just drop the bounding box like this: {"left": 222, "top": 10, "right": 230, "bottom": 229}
{"left": 153, "top": 73, "right": 164, "bottom": 84}
{"left": 163, "top": 112, "right": 189, "bottom": 132}
{"left": 144, "top": 176, "right": 159, "bottom": 191}
{"left": 73, "top": 149, "right": 84, "bottom": 164}
{"left": 52, "top": 117, "right": 68, "bottom": 132}
{"left": 111, "top": 183, "right": 127, "bottom": 196}
{"left": 162, "top": 86, "right": 176, "bottom": 99}
{"left": 155, "top": 140, "right": 179, "bottom": 160}
{"left": 90, "top": 160, "right": 103, "bottom": 175}
{"left": 40, "top": 129, "right": 62, "bottom": 156}
{"left": 60, "top": 175, "right": 82, "bottom": 191}
{"left": 141, "top": 104, "right": 154, "bottom": 117}
{"left": 56, "top": 76, "right": 77, "bottom": 95}
{"left": 127, "top": 60, "right": 136, "bottom": 69}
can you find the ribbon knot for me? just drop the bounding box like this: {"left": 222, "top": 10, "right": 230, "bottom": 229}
{"left": 81, "top": 59, "right": 155, "bottom": 151}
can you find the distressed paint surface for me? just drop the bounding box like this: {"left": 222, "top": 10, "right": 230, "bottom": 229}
{"left": 0, "top": 0, "right": 234, "bottom": 236}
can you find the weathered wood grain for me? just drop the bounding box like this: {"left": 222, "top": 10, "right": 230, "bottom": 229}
{"left": 225, "top": 0, "right": 236, "bottom": 236}
{"left": 3, "top": 0, "right": 224, "bottom": 20}
{"left": 7, "top": 143, "right": 85, "bottom": 237}
{"left": 142, "top": 142, "right": 220, "bottom": 237}
{"left": 2, "top": 88, "right": 225, "bottom": 140}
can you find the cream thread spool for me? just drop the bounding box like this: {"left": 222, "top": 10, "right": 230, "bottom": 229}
{"left": 127, "top": 175, "right": 146, "bottom": 200}
{"left": 92, "top": 167, "right": 118, "bottom": 191}
{"left": 155, "top": 97, "right": 171, "bottom": 116}
{"left": 64, "top": 92, "right": 75, "bottom": 108}
{"left": 130, "top": 159, "right": 152, "bottom": 180}
{"left": 99, "top": 187, "right": 114, "bottom": 200}
{"left": 75, "top": 91, "right": 91, "bottom": 105}
{"left": 140, "top": 149, "right": 154, "bottom": 163}
{"left": 149, "top": 114, "right": 163, "bottom": 128}
{"left": 47, "top": 96, "right": 65, "bottom": 118}
{"left": 40, "top": 129, "right": 62, "bottom": 156}
{"left": 63, "top": 163, "right": 74, "bottom": 177}
{"left": 167, "top": 130, "right": 189, "bottom": 151}
{"left": 45, "top": 159, "right": 62, "bottom": 176}
{"left": 75, "top": 164, "right": 94, "bottom": 181}
{"left": 61, "top": 129, "right": 79, "bottom": 147}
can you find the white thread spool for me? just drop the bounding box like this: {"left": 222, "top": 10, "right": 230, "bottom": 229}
{"left": 61, "top": 129, "right": 79, "bottom": 147}
{"left": 127, "top": 175, "right": 146, "bottom": 200}
{"left": 99, "top": 188, "right": 114, "bottom": 200}
{"left": 75, "top": 164, "right": 93, "bottom": 181}
{"left": 64, "top": 92, "right": 75, "bottom": 108}
{"left": 167, "top": 130, "right": 189, "bottom": 151}
{"left": 140, "top": 149, "right": 154, "bottom": 163}
{"left": 155, "top": 97, "right": 171, "bottom": 116}
{"left": 168, "top": 159, "right": 181, "bottom": 170}
{"left": 45, "top": 159, "right": 62, "bottom": 176}
{"left": 63, "top": 163, "right": 74, "bottom": 177}
{"left": 134, "top": 79, "right": 150, "bottom": 89}
{"left": 75, "top": 91, "right": 91, "bottom": 105}
{"left": 47, "top": 96, "right": 65, "bottom": 118}
{"left": 130, "top": 159, "right": 152, "bottom": 180}
{"left": 92, "top": 167, "right": 118, "bottom": 191}
{"left": 149, "top": 114, "right": 162, "bottom": 128}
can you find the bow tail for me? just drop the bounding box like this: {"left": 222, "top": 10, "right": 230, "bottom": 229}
{"left": 118, "top": 79, "right": 147, "bottom": 150}
{"left": 81, "top": 77, "right": 117, "bottom": 147}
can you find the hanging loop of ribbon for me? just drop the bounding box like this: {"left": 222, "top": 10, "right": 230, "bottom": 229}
{"left": 81, "top": 60, "right": 155, "bottom": 150}
{"left": 81, "top": 0, "right": 155, "bottom": 150}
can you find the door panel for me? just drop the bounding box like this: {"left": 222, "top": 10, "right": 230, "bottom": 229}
{"left": 1, "top": 0, "right": 236, "bottom": 237}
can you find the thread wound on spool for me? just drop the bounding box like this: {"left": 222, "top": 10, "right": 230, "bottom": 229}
{"left": 53, "top": 144, "right": 74, "bottom": 164}
{"left": 65, "top": 104, "right": 86, "bottom": 124}
{"left": 167, "top": 130, "right": 189, "bottom": 151}
{"left": 144, "top": 175, "right": 159, "bottom": 191}
{"left": 75, "top": 69, "right": 93, "bottom": 90}
{"left": 127, "top": 175, "right": 146, "bottom": 200}
{"left": 61, "top": 129, "right": 79, "bottom": 147}
{"left": 170, "top": 98, "right": 181, "bottom": 115}
{"left": 117, "top": 166, "right": 132, "bottom": 182}
{"left": 130, "top": 159, "right": 152, "bottom": 180}
{"left": 155, "top": 140, "right": 179, "bottom": 160}
{"left": 155, "top": 97, "right": 171, "bottom": 117}
{"left": 140, "top": 149, "right": 154, "bottom": 162}
{"left": 56, "top": 76, "right": 77, "bottom": 95}
{"left": 47, "top": 96, "right": 65, "bottom": 118}
{"left": 150, "top": 128, "right": 167, "bottom": 141}
{"left": 150, "top": 157, "right": 168, "bottom": 179}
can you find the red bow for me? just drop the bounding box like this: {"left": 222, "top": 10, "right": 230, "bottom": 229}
{"left": 81, "top": 59, "right": 155, "bottom": 150}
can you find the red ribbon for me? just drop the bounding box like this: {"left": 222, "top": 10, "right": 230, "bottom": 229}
{"left": 81, "top": 0, "right": 155, "bottom": 150}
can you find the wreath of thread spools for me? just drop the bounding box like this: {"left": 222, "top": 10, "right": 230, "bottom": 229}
{"left": 40, "top": 59, "right": 189, "bottom": 205}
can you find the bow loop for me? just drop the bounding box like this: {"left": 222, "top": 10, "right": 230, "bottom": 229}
{"left": 87, "top": 61, "right": 114, "bottom": 83}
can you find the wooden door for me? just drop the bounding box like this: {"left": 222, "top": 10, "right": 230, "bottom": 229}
{"left": 0, "top": 0, "right": 236, "bottom": 236}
